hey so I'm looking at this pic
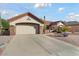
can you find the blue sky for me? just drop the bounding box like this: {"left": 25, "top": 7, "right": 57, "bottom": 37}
{"left": 0, "top": 3, "right": 79, "bottom": 21}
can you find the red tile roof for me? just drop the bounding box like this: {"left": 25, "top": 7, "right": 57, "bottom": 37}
{"left": 8, "top": 12, "right": 44, "bottom": 24}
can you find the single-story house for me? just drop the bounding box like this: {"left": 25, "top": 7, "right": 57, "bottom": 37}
{"left": 8, "top": 12, "right": 45, "bottom": 35}
{"left": 48, "top": 21, "right": 65, "bottom": 32}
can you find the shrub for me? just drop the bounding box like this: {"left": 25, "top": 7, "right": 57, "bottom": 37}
{"left": 62, "top": 26, "right": 69, "bottom": 32}
{"left": 1, "top": 19, "right": 10, "bottom": 29}
{"left": 56, "top": 26, "right": 69, "bottom": 33}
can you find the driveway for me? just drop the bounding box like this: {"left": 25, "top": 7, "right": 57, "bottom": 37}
{"left": 2, "top": 34, "right": 79, "bottom": 56}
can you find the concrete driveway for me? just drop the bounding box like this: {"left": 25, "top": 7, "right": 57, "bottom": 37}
{"left": 2, "top": 34, "right": 79, "bottom": 56}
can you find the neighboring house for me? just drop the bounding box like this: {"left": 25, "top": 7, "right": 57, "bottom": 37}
{"left": 49, "top": 21, "right": 65, "bottom": 32}
{"left": 49, "top": 21, "right": 79, "bottom": 33}
{"left": 8, "top": 12, "right": 44, "bottom": 35}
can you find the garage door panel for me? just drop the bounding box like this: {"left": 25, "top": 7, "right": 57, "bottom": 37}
{"left": 16, "top": 25, "right": 36, "bottom": 34}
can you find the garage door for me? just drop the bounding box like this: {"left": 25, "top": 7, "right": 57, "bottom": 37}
{"left": 16, "top": 25, "right": 36, "bottom": 34}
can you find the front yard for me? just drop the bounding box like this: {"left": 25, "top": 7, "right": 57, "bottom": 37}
{"left": 47, "top": 33, "right": 79, "bottom": 47}
{"left": 0, "top": 36, "right": 13, "bottom": 55}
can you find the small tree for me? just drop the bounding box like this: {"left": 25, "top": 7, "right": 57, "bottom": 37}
{"left": 0, "top": 19, "right": 10, "bottom": 35}
{"left": 1, "top": 19, "right": 10, "bottom": 29}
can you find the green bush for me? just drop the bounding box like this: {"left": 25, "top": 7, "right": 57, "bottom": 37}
{"left": 56, "top": 26, "right": 69, "bottom": 33}
{"left": 1, "top": 19, "right": 10, "bottom": 29}
{"left": 62, "top": 26, "right": 69, "bottom": 32}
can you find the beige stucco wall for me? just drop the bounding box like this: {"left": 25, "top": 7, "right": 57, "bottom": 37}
{"left": 10, "top": 16, "right": 44, "bottom": 26}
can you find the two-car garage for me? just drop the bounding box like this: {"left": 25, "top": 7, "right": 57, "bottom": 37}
{"left": 15, "top": 23, "right": 40, "bottom": 34}
{"left": 16, "top": 25, "right": 36, "bottom": 34}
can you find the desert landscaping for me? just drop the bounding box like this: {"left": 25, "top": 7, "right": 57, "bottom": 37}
{"left": 0, "top": 3, "right": 79, "bottom": 56}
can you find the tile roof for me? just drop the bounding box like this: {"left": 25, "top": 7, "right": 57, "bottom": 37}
{"left": 49, "top": 21, "right": 65, "bottom": 26}
{"left": 8, "top": 12, "right": 44, "bottom": 24}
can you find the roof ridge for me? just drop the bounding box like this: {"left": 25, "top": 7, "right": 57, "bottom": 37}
{"left": 8, "top": 12, "right": 44, "bottom": 24}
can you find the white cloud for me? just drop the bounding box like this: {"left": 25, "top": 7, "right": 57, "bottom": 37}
{"left": 58, "top": 7, "right": 64, "bottom": 13}
{"left": 65, "top": 12, "right": 79, "bottom": 21}
{"left": 0, "top": 10, "right": 8, "bottom": 15}
{"left": 0, "top": 9, "right": 18, "bottom": 19}
{"left": 67, "top": 13, "right": 75, "bottom": 19}
{"left": 68, "top": 13, "right": 79, "bottom": 18}
{"left": 75, "top": 14, "right": 79, "bottom": 17}
{"left": 34, "top": 3, "right": 52, "bottom": 8}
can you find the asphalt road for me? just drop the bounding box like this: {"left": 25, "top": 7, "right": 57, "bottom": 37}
{"left": 2, "top": 34, "right": 79, "bottom": 56}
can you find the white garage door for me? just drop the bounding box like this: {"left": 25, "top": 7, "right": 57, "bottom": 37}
{"left": 16, "top": 25, "right": 36, "bottom": 34}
